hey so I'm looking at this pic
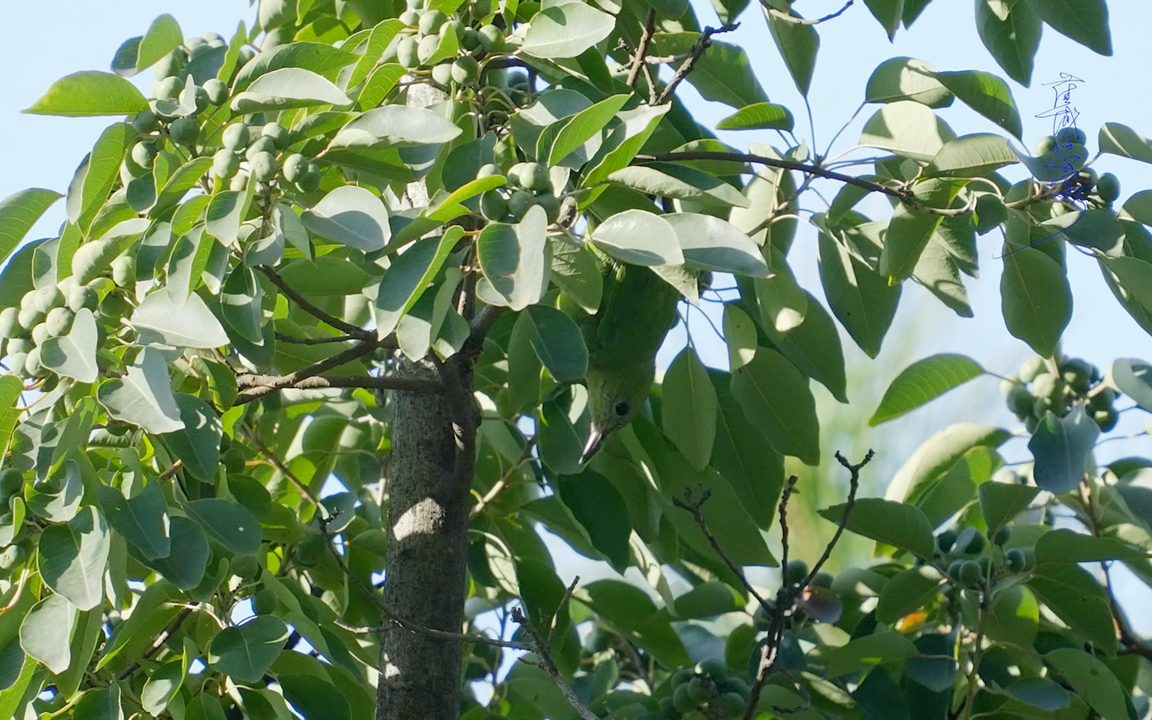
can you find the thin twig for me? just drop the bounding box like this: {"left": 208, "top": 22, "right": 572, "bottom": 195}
{"left": 234, "top": 341, "right": 391, "bottom": 403}
{"left": 801, "top": 450, "right": 873, "bottom": 588}
{"left": 764, "top": 0, "right": 854, "bottom": 25}
{"left": 654, "top": 24, "right": 740, "bottom": 104}
{"left": 512, "top": 602, "right": 599, "bottom": 720}
{"left": 471, "top": 438, "right": 537, "bottom": 518}
{"left": 257, "top": 265, "right": 373, "bottom": 339}
{"left": 627, "top": 8, "right": 657, "bottom": 88}
{"left": 115, "top": 605, "right": 197, "bottom": 680}
{"left": 274, "top": 332, "right": 361, "bottom": 345}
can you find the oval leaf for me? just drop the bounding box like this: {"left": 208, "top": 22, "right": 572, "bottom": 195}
{"left": 870, "top": 353, "right": 985, "bottom": 425}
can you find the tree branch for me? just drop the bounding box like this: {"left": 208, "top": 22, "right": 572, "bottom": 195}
{"left": 234, "top": 341, "right": 391, "bottom": 404}
{"left": 275, "top": 332, "right": 362, "bottom": 345}
{"left": 257, "top": 265, "right": 374, "bottom": 339}
{"left": 764, "top": 0, "right": 854, "bottom": 25}
{"left": 655, "top": 24, "right": 740, "bottom": 105}
{"left": 512, "top": 597, "right": 600, "bottom": 720}
{"left": 626, "top": 8, "right": 657, "bottom": 89}
{"left": 115, "top": 604, "right": 197, "bottom": 681}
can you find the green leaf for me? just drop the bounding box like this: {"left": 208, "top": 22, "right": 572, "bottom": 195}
{"left": 476, "top": 207, "right": 550, "bottom": 311}
{"left": 666, "top": 214, "right": 769, "bottom": 278}
{"left": 876, "top": 566, "right": 945, "bottom": 624}
{"left": 722, "top": 304, "right": 757, "bottom": 371}
{"left": 682, "top": 41, "right": 769, "bottom": 108}
{"left": 716, "top": 103, "right": 794, "bottom": 131}
{"left": 819, "top": 498, "right": 936, "bottom": 558}
{"left": 886, "top": 423, "right": 1010, "bottom": 503}
{"left": 184, "top": 498, "right": 262, "bottom": 555}
{"left": 1028, "top": 405, "right": 1099, "bottom": 494}
{"left": 1026, "top": 0, "right": 1111, "bottom": 55}
{"left": 926, "top": 134, "right": 1018, "bottom": 177}
{"left": 521, "top": 3, "right": 615, "bottom": 59}
{"left": 375, "top": 229, "right": 459, "bottom": 337}
{"left": 607, "top": 164, "right": 750, "bottom": 209}
{"left": 583, "top": 105, "right": 670, "bottom": 188}
{"left": 38, "top": 506, "right": 111, "bottom": 611}
{"left": 589, "top": 209, "right": 685, "bottom": 267}
{"left": 97, "top": 479, "right": 170, "bottom": 561}
{"left": 756, "top": 255, "right": 808, "bottom": 334}
{"left": 1035, "top": 529, "right": 1147, "bottom": 564}
{"left": 233, "top": 42, "right": 356, "bottom": 92}
{"left": 301, "top": 186, "right": 391, "bottom": 252}
{"left": 674, "top": 582, "right": 744, "bottom": 619}
{"left": 816, "top": 230, "right": 900, "bottom": 358}
{"left": 765, "top": 8, "right": 819, "bottom": 96}
{"left": 517, "top": 306, "right": 588, "bottom": 383}
{"left": 557, "top": 472, "right": 631, "bottom": 572}
{"left": 863, "top": 0, "right": 904, "bottom": 39}
{"left": 869, "top": 354, "right": 985, "bottom": 425}
{"left": 976, "top": 0, "right": 1041, "bottom": 85}
{"left": 662, "top": 348, "right": 718, "bottom": 471}
{"left": 136, "top": 516, "right": 209, "bottom": 590}
{"left": 865, "top": 57, "right": 953, "bottom": 107}
{"left": 141, "top": 659, "right": 186, "bottom": 715}
{"left": 550, "top": 240, "right": 603, "bottom": 314}
{"left": 1100, "top": 122, "right": 1152, "bottom": 165}
{"left": 860, "top": 101, "right": 956, "bottom": 162}
{"left": 40, "top": 309, "right": 100, "bottom": 384}
{"left": 549, "top": 94, "right": 630, "bottom": 167}
{"left": 1001, "top": 245, "right": 1071, "bottom": 358}
{"left": 23, "top": 71, "right": 149, "bottom": 117}
{"left": 128, "top": 289, "right": 230, "bottom": 349}
{"left": 26, "top": 459, "right": 84, "bottom": 523}
{"left": 163, "top": 394, "right": 223, "bottom": 482}
{"left": 730, "top": 348, "right": 820, "bottom": 465}
{"left": 1027, "top": 564, "right": 1116, "bottom": 653}
{"left": 231, "top": 68, "right": 351, "bottom": 113}
{"left": 980, "top": 482, "right": 1040, "bottom": 534}
{"left": 824, "top": 631, "right": 918, "bottom": 678}
{"left": 19, "top": 594, "right": 76, "bottom": 674}
{"left": 97, "top": 348, "right": 185, "bottom": 434}
{"left": 221, "top": 265, "right": 264, "bottom": 345}
{"left": 1046, "top": 649, "right": 1129, "bottom": 720}
{"left": 129, "top": 14, "right": 183, "bottom": 75}
{"left": 536, "top": 399, "right": 585, "bottom": 475}
{"left": 72, "top": 684, "right": 122, "bottom": 720}
{"left": 0, "top": 189, "right": 62, "bottom": 265}
{"left": 205, "top": 191, "right": 245, "bottom": 248}
{"left": 1001, "top": 678, "right": 1071, "bottom": 713}
{"left": 278, "top": 673, "right": 352, "bottom": 720}
{"left": 332, "top": 105, "right": 463, "bottom": 148}
{"left": 761, "top": 287, "right": 848, "bottom": 404}
{"left": 985, "top": 585, "right": 1039, "bottom": 647}
{"left": 207, "top": 616, "right": 292, "bottom": 684}
{"left": 882, "top": 179, "right": 967, "bottom": 282}
{"left": 1107, "top": 359, "right": 1152, "bottom": 411}
{"left": 932, "top": 70, "right": 1023, "bottom": 139}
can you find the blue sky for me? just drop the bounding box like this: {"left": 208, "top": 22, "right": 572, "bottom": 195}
{"left": 3, "top": 0, "right": 1152, "bottom": 648}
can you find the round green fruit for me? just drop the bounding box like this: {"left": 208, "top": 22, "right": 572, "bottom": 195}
{"left": 31, "top": 323, "right": 51, "bottom": 346}
{"left": 1089, "top": 387, "right": 1116, "bottom": 411}
{"left": 238, "top": 46, "right": 257, "bottom": 66}
{"left": 721, "top": 692, "right": 744, "bottom": 717}
{"left": 231, "top": 554, "right": 260, "bottom": 580}
{"left": 671, "top": 668, "right": 694, "bottom": 688}
{"left": 686, "top": 677, "right": 709, "bottom": 704}
{"left": 245, "top": 136, "right": 277, "bottom": 161}
{"left": 506, "top": 162, "right": 531, "bottom": 188}
{"left": 0, "top": 469, "right": 23, "bottom": 498}
{"left": 1019, "top": 355, "right": 1046, "bottom": 382}
{"left": 418, "top": 9, "right": 446, "bottom": 35}
{"left": 1006, "top": 385, "right": 1034, "bottom": 418}
{"left": 34, "top": 286, "right": 64, "bottom": 315}
{"left": 417, "top": 34, "right": 441, "bottom": 65}
{"left": 1093, "top": 408, "right": 1118, "bottom": 432}
{"left": 213, "top": 149, "right": 240, "bottom": 180}
{"left": 24, "top": 347, "right": 45, "bottom": 378}
{"left": 478, "top": 25, "right": 505, "bottom": 53}
{"left": 657, "top": 697, "right": 675, "bottom": 717}
{"left": 698, "top": 658, "right": 727, "bottom": 682}
{"left": 223, "top": 448, "right": 247, "bottom": 474}
{"left": 168, "top": 117, "right": 200, "bottom": 147}
{"left": 810, "top": 571, "right": 834, "bottom": 589}
{"left": 131, "top": 142, "right": 158, "bottom": 169}
{"left": 1034, "top": 136, "right": 1058, "bottom": 156}
{"left": 431, "top": 61, "right": 454, "bottom": 86}
{"left": 1097, "top": 172, "right": 1120, "bottom": 203}
{"left": 785, "top": 559, "right": 809, "bottom": 585}
{"left": 45, "top": 307, "right": 74, "bottom": 338}
{"left": 230, "top": 171, "right": 251, "bottom": 192}
{"left": 1004, "top": 548, "right": 1027, "bottom": 573}
{"left": 250, "top": 152, "right": 279, "bottom": 183}
{"left": 506, "top": 190, "right": 534, "bottom": 219}
{"left": 154, "top": 76, "right": 184, "bottom": 100}
{"left": 461, "top": 27, "right": 480, "bottom": 51}
{"left": 476, "top": 163, "right": 499, "bottom": 179}
{"left": 999, "top": 375, "right": 1020, "bottom": 399}
{"left": 222, "top": 122, "right": 251, "bottom": 151}
{"left": 132, "top": 109, "right": 160, "bottom": 134}
{"left": 451, "top": 56, "right": 479, "bottom": 84}
{"left": 202, "top": 78, "right": 228, "bottom": 105}
{"left": 111, "top": 255, "right": 136, "bottom": 288}
{"left": 397, "top": 36, "right": 421, "bottom": 69}
{"left": 522, "top": 163, "right": 550, "bottom": 192}
{"left": 958, "top": 560, "right": 983, "bottom": 588}
{"left": 68, "top": 285, "right": 99, "bottom": 313}
{"left": 153, "top": 47, "right": 187, "bottom": 79}
{"left": 297, "top": 164, "right": 322, "bottom": 192}
{"left": 0, "top": 544, "right": 26, "bottom": 572}
{"left": 964, "top": 530, "right": 986, "bottom": 555}
{"left": 534, "top": 193, "right": 561, "bottom": 224}
{"left": 7, "top": 338, "right": 33, "bottom": 355}
{"left": 992, "top": 525, "right": 1012, "bottom": 546}
{"left": 1031, "top": 373, "right": 1060, "bottom": 404}
{"left": 251, "top": 587, "right": 277, "bottom": 615}
{"left": 282, "top": 153, "right": 308, "bottom": 183}
{"left": 17, "top": 306, "right": 43, "bottom": 333}
{"left": 261, "top": 122, "right": 290, "bottom": 150}
{"left": 399, "top": 9, "right": 421, "bottom": 26}
{"left": 441, "top": 19, "right": 464, "bottom": 41}
{"left": 295, "top": 535, "right": 326, "bottom": 566}
{"left": 480, "top": 190, "right": 508, "bottom": 221}
{"left": 672, "top": 684, "right": 695, "bottom": 714}
{"left": 1060, "top": 358, "right": 1093, "bottom": 393}
{"left": 0, "top": 308, "right": 21, "bottom": 338}
{"left": 7, "top": 353, "right": 27, "bottom": 376}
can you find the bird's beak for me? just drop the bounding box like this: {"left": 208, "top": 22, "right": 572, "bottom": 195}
{"left": 580, "top": 427, "right": 605, "bottom": 465}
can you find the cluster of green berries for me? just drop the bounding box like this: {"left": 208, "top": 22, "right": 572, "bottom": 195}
{"left": 657, "top": 660, "right": 751, "bottom": 720}
{"left": 1001, "top": 355, "right": 1116, "bottom": 432}
{"left": 0, "top": 276, "right": 103, "bottom": 381}
{"left": 394, "top": 2, "right": 500, "bottom": 87}
{"left": 750, "top": 560, "right": 834, "bottom": 629}
{"left": 939, "top": 523, "right": 1030, "bottom": 591}
{"left": 1034, "top": 136, "right": 1120, "bottom": 206}
{"left": 212, "top": 120, "right": 321, "bottom": 193}
{"left": 479, "top": 162, "right": 561, "bottom": 224}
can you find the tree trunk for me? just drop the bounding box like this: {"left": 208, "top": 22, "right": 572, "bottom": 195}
{"left": 377, "top": 82, "right": 472, "bottom": 720}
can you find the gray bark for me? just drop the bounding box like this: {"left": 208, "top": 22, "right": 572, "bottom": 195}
{"left": 377, "top": 82, "right": 472, "bottom": 720}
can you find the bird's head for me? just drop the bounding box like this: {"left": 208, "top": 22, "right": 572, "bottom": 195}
{"left": 579, "top": 364, "right": 655, "bottom": 464}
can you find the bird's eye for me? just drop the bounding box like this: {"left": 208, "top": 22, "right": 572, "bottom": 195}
{"left": 614, "top": 402, "right": 630, "bottom": 416}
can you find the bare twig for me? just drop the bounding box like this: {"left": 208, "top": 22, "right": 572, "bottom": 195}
{"left": 257, "top": 265, "right": 373, "bottom": 339}
{"left": 471, "top": 438, "right": 537, "bottom": 519}
{"left": 115, "top": 605, "right": 197, "bottom": 680}
{"left": 158, "top": 459, "right": 184, "bottom": 482}
{"left": 626, "top": 8, "right": 657, "bottom": 88}
{"left": 655, "top": 23, "right": 740, "bottom": 105}
{"left": 512, "top": 602, "right": 599, "bottom": 720}
{"left": 764, "top": 0, "right": 854, "bottom": 25}
{"left": 234, "top": 341, "right": 403, "bottom": 403}
{"left": 275, "top": 332, "right": 362, "bottom": 345}
{"left": 801, "top": 450, "right": 873, "bottom": 588}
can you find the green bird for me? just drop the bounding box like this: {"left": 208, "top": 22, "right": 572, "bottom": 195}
{"left": 560, "top": 248, "right": 704, "bottom": 463}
